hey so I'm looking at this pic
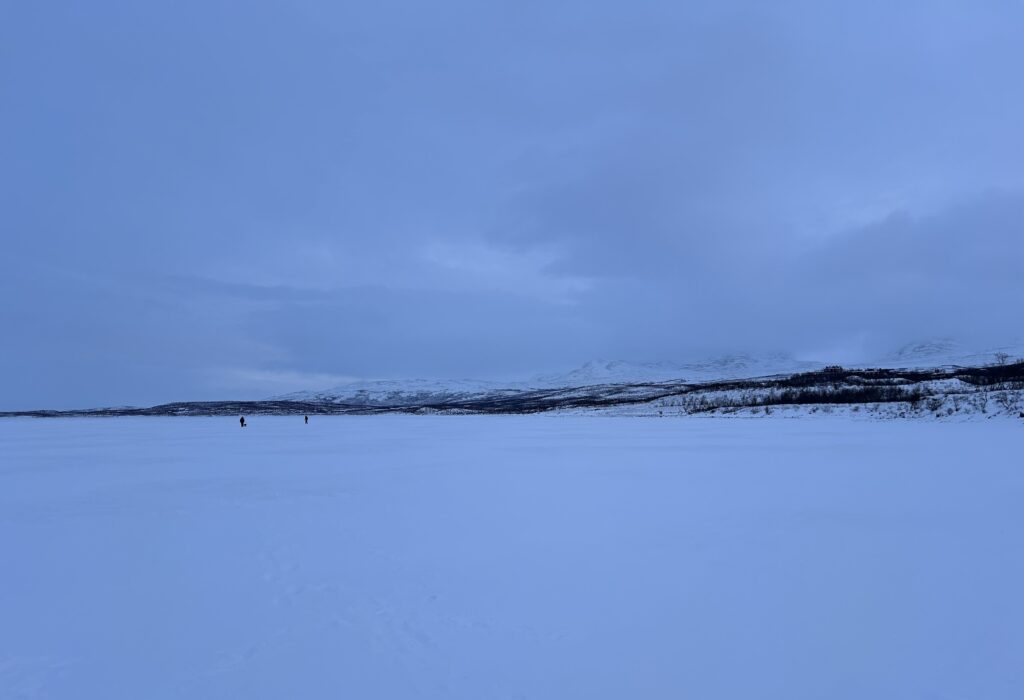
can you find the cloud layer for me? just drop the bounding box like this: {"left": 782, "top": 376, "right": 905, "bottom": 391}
{"left": 2, "top": 0, "right": 1022, "bottom": 408}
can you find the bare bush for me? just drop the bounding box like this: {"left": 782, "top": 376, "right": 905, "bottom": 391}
{"left": 994, "top": 391, "right": 1021, "bottom": 413}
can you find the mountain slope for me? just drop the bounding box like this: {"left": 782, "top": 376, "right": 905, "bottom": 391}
{"left": 276, "top": 354, "right": 825, "bottom": 406}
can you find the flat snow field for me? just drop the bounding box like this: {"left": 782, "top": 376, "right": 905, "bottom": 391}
{"left": 1, "top": 416, "right": 1022, "bottom": 699}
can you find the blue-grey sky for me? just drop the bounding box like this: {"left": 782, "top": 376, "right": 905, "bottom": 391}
{"left": 3, "top": 0, "right": 1023, "bottom": 409}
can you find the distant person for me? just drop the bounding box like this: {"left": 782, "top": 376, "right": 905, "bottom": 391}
{"left": 240, "top": 416, "right": 247, "bottom": 428}
{"left": 304, "top": 415, "right": 309, "bottom": 424}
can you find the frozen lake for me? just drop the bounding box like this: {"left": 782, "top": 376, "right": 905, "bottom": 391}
{"left": 2, "top": 415, "right": 1022, "bottom": 699}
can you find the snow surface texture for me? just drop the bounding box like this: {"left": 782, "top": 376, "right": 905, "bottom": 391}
{"left": 2, "top": 416, "right": 1023, "bottom": 699}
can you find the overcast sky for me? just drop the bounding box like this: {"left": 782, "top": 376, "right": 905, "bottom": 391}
{"left": 3, "top": 0, "right": 1023, "bottom": 409}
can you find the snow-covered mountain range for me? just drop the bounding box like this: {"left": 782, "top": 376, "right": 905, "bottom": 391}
{"left": 8, "top": 340, "right": 1022, "bottom": 418}
{"left": 273, "top": 341, "right": 1024, "bottom": 407}
{"left": 876, "top": 339, "right": 1024, "bottom": 369}
{"left": 272, "top": 355, "right": 826, "bottom": 406}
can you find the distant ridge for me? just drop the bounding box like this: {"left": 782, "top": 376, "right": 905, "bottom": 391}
{"left": 269, "top": 341, "right": 1024, "bottom": 408}
{"left": 273, "top": 353, "right": 827, "bottom": 408}
{"left": 5, "top": 352, "right": 1023, "bottom": 419}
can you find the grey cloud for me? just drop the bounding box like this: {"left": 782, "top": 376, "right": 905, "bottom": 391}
{"left": 2, "top": 0, "right": 1022, "bottom": 408}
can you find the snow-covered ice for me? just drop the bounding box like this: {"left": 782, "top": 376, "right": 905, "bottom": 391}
{"left": 1, "top": 415, "right": 1022, "bottom": 699}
